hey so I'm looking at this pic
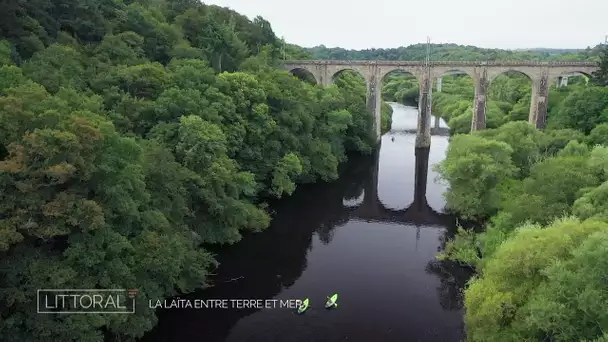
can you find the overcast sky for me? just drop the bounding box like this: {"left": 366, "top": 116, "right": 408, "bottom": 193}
{"left": 204, "top": 0, "right": 607, "bottom": 50}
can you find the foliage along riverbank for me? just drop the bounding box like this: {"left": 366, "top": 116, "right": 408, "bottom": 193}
{"left": 0, "top": 1, "right": 392, "bottom": 341}
{"left": 433, "top": 47, "right": 608, "bottom": 341}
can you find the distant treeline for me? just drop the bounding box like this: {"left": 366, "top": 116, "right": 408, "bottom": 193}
{"left": 306, "top": 43, "right": 604, "bottom": 61}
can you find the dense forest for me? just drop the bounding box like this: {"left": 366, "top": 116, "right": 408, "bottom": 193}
{"left": 1, "top": 0, "right": 607, "bottom": 340}
{"left": 0, "top": 1, "right": 392, "bottom": 341}
{"left": 431, "top": 47, "right": 608, "bottom": 341}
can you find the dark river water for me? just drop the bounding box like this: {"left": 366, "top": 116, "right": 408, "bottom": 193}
{"left": 143, "top": 104, "right": 471, "bottom": 342}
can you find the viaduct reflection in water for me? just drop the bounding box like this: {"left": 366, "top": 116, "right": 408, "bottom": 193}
{"left": 347, "top": 146, "right": 452, "bottom": 227}
{"left": 143, "top": 146, "right": 469, "bottom": 342}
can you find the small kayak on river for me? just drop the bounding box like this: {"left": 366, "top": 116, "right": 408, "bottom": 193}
{"left": 325, "top": 293, "right": 338, "bottom": 309}
{"left": 297, "top": 298, "right": 309, "bottom": 314}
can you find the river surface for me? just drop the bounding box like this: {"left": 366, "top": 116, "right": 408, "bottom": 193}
{"left": 143, "top": 103, "right": 471, "bottom": 342}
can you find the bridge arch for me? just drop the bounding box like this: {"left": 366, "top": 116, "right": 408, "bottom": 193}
{"left": 381, "top": 69, "right": 420, "bottom": 84}
{"left": 438, "top": 70, "right": 472, "bottom": 78}
{"left": 487, "top": 68, "right": 535, "bottom": 84}
{"left": 553, "top": 70, "right": 593, "bottom": 78}
{"left": 426, "top": 70, "right": 475, "bottom": 134}
{"left": 548, "top": 65, "right": 597, "bottom": 81}
{"left": 487, "top": 69, "right": 534, "bottom": 86}
{"left": 330, "top": 69, "right": 368, "bottom": 96}
{"left": 381, "top": 70, "right": 420, "bottom": 106}
{"left": 329, "top": 67, "right": 368, "bottom": 87}
{"left": 549, "top": 69, "right": 593, "bottom": 88}
{"left": 379, "top": 67, "right": 424, "bottom": 85}
{"left": 486, "top": 70, "right": 534, "bottom": 124}
{"left": 288, "top": 67, "right": 318, "bottom": 85}
{"left": 433, "top": 70, "right": 475, "bottom": 96}
{"left": 432, "top": 68, "right": 476, "bottom": 81}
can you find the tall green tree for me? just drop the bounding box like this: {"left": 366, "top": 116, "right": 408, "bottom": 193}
{"left": 464, "top": 217, "right": 608, "bottom": 342}
{"left": 435, "top": 134, "right": 517, "bottom": 219}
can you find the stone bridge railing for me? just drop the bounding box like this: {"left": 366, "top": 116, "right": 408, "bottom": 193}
{"left": 285, "top": 60, "right": 597, "bottom": 67}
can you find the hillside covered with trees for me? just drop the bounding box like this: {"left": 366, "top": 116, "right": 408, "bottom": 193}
{"left": 0, "top": 0, "right": 390, "bottom": 341}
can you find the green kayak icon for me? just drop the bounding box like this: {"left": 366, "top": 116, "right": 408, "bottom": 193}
{"left": 325, "top": 293, "right": 338, "bottom": 309}
{"left": 297, "top": 298, "right": 309, "bottom": 314}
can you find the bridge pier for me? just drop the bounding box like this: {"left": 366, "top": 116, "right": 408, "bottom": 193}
{"left": 557, "top": 75, "right": 568, "bottom": 88}
{"left": 416, "top": 74, "right": 432, "bottom": 148}
{"left": 471, "top": 71, "right": 488, "bottom": 131}
{"left": 314, "top": 63, "right": 332, "bottom": 86}
{"left": 366, "top": 70, "right": 382, "bottom": 142}
{"left": 529, "top": 68, "right": 550, "bottom": 129}
{"left": 432, "top": 76, "right": 442, "bottom": 131}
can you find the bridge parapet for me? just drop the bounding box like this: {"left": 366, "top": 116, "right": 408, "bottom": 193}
{"left": 284, "top": 60, "right": 597, "bottom": 67}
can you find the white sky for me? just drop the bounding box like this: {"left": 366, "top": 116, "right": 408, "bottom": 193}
{"left": 204, "top": 0, "right": 607, "bottom": 49}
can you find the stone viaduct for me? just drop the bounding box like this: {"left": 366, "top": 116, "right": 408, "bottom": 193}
{"left": 282, "top": 60, "right": 598, "bottom": 147}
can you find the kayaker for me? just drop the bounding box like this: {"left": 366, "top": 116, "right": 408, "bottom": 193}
{"left": 325, "top": 293, "right": 338, "bottom": 308}
{"left": 297, "top": 298, "right": 310, "bottom": 314}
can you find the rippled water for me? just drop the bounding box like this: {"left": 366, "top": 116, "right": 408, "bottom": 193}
{"left": 143, "top": 103, "right": 470, "bottom": 342}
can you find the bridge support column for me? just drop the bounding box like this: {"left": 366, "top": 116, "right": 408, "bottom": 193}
{"left": 317, "top": 64, "right": 331, "bottom": 86}
{"left": 561, "top": 76, "right": 569, "bottom": 87}
{"left": 366, "top": 71, "right": 382, "bottom": 141}
{"left": 416, "top": 74, "right": 432, "bottom": 148}
{"left": 433, "top": 77, "right": 441, "bottom": 131}
{"left": 529, "top": 69, "right": 550, "bottom": 129}
{"left": 471, "top": 71, "right": 488, "bottom": 131}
